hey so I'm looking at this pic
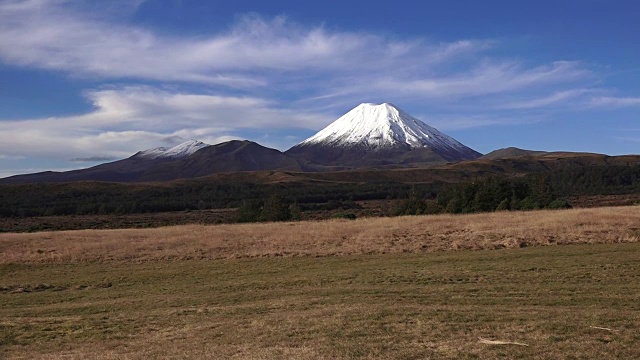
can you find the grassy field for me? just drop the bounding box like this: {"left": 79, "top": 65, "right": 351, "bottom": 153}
{"left": 1, "top": 206, "right": 639, "bottom": 263}
{"left": 1, "top": 207, "right": 640, "bottom": 358}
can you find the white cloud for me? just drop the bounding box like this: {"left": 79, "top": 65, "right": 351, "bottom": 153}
{"left": 359, "top": 61, "right": 591, "bottom": 100}
{"left": 0, "top": 1, "right": 598, "bottom": 109}
{"left": 610, "top": 135, "right": 640, "bottom": 144}
{"left": 0, "top": 1, "right": 490, "bottom": 88}
{"left": 500, "top": 89, "right": 600, "bottom": 109}
{"left": 69, "top": 156, "right": 119, "bottom": 162}
{"left": 0, "top": 86, "right": 333, "bottom": 161}
{"left": 0, "top": 0, "right": 628, "bottom": 177}
{"left": 421, "top": 114, "right": 544, "bottom": 131}
{"left": 590, "top": 96, "right": 640, "bottom": 108}
{"left": 0, "top": 154, "right": 26, "bottom": 160}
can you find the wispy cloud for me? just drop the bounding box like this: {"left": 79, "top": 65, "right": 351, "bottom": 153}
{"left": 611, "top": 136, "right": 640, "bottom": 143}
{"left": 0, "top": 1, "right": 490, "bottom": 88}
{"left": 69, "top": 156, "right": 120, "bottom": 162}
{"left": 360, "top": 61, "right": 591, "bottom": 100}
{"left": 0, "top": 86, "right": 332, "bottom": 160}
{"left": 0, "top": 154, "right": 26, "bottom": 160}
{"left": 500, "top": 89, "right": 600, "bottom": 109}
{"left": 590, "top": 96, "right": 640, "bottom": 108}
{"left": 0, "top": 0, "right": 632, "bottom": 176}
{"left": 422, "top": 114, "right": 545, "bottom": 131}
{"left": 0, "top": 0, "right": 598, "bottom": 110}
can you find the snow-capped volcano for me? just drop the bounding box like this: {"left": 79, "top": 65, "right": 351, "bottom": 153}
{"left": 287, "top": 103, "right": 481, "bottom": 167}
{"left": 133, "top": 139, "right": 209, "bottom": 160}
{"left": 300, "top": 103, "right": 461, "bottom": 150}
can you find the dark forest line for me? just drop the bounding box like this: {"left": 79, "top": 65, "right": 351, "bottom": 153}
{"left": 1, "top": 163, "right": 640, "bottom": 222}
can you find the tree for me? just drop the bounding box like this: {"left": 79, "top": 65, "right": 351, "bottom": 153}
{"left": 530, "top": 175, "right": 554, "bottom": 208}
{"left": 547, "top": 198, "right": 572, "bottom": 209}
{"left": 496, "top": 198, "right": 510, "bottom": 211}
{"left": 237, "top": 199, "right": 262, "bottom": 223}
{"left": 289, "top": 201, "right": 302, "bottom": 220}
{"left": 259, "top": 194, "right": 291, "bottom": 222}
{"left": 395, "top": 185, "right": 434, "bottom": 215}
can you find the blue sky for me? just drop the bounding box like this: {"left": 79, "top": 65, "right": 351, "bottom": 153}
{"left": 1, "top": 0, "right": 639, "bottom": 177}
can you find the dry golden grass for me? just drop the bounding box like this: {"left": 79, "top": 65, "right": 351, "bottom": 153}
{"left": 2, "top": 208, "right": 640, "bottom": 358}
{"left": 1, "top": 206, "right": 639, "bottom": 263}
{"left": 2, "top": 244, "right": 640, "bottom": 359}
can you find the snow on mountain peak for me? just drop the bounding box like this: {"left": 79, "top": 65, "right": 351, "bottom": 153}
{"left": 299, "top": 103, "right": 467, "bottom": 151}
{"left": 134, "top": 139, "right": 209, "bottom": 160}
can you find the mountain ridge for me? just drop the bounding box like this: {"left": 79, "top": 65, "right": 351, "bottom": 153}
{"left": 0, "top": 140, "right": 304, "bottom": 184}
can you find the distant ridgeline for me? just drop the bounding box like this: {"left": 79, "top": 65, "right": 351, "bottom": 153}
{"left": 1, "top": 163, "right": 640, "bottom": 223}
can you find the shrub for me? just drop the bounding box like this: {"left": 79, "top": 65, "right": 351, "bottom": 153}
{"left": 333, "top": 213, "right": 357, "bottom": 220}
{"left": 547, "top": 198, "right": 572, "bottom": 209}
{"left": 259, "top": 195, "right": 292, "bottom": 222}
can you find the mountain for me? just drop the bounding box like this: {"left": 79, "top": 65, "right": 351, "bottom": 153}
{"left": 133, "top": 139, "right": 209, "bottom": 160}
{"left": 286, "top": 103, "right": 481, "bottom": 167}
{"left": 481, "top": 147, "right": 607, "bottom": 160}
{"left": 136, "top": 140, "right": 304, "bottom": 181}
{"left": 0, "top": 140, "right": 304, "bottom": 184}
{"left": 482, "top": 147, "right": 549, "bottom": 160}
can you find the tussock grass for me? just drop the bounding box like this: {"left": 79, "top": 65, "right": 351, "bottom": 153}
{"left": 1, "top": 206, "right": 639, "bottom": 263}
